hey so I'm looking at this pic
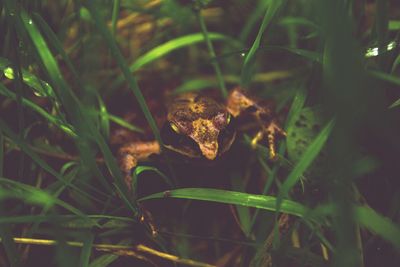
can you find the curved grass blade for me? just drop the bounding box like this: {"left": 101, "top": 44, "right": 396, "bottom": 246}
{"left": 0, "top": 83, "right": 76, "bottom": 137}
{"left": 85, "top": 0, "right": 161, "bottom": 149}
{"left": 0, "top": 118, "right": 101, "bottom": 205}
{"left": 79, "top": 233, "right": 94, "bottom": 267}
{"left": 278, "top": 16, "right": 319, "bottom": 29}
{"left": 0, "top": 177, "right": 88, "bottom": 219}
{"left": 16, "top": 7, "right": 134, "bottom": 213}
{"left": 31, "top": 12, "right": 82, "bottom": 85}
{"left": 111, "top": 0, "right": 121, "bottom": 35}
{"left": 369, "top": 70, "right": 400, "bottom": 86}
{"left": 0, "top": 214, "right": 134, "bottom": 227}
{"left": 131, "top": 166, "right": 172, "bottom": 201}
{"left": 277, "top": 119, "right": 334, "bottom": 207}
{"left": 106, "top": 113, "right": 144, "bottom": 133}
{"left": 1, "top": 58, "right": 55, "bottom": 98}
{"left": 269, "top": 46, "right": 322, "bottom": 63}
{"left": 130, "top": 33, "right": 231, "bottom": 72}
{"left": 174, "top": 79, "right": 217, "bottom": 94}
{"left": 356, "top": 206, "right": 400, "bottom": 249}
{"left": 111, "top": 32, "right": 232, "bottom": 89}
{"left": 197, "top": 11, "right": 227, "bottom": 97}
{"left": 241, "top": 0, "right": 286, "bottom": 87}
{"left": 239, "top": 0, "right": 269, "bottom": 42}
{"left": 139, "top": 188, "right": 308, "bottom": 218}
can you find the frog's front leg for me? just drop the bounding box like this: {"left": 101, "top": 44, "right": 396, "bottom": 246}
{"left": 227, "top": 87, "right": 286, "bottom": 159}
{"left": 118, "top": 141, "right": 161, "bottom": 189}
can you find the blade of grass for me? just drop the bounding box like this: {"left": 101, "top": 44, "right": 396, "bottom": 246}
{"left": 368, "top": 70, "right": 400, "bottom": 108}
{"left": 0, "top": 214, "right": 134, "bottom": 227}
{"left": 273, "top": 119, "right": 334, "bottom": 247}
{"left": 241, "top": 0, "right": 286, "bottom": 87}
{"left": 239, "top": 0, "right": 269, "bottom": 42}
{"left": 278, "top": 16, "right": 319, "bottom": 29}
{"left": 248, "top": 84, "right": 308, "bottom": 233}
{"left": 0, "top": 177, "right": 88, "bottom": 219}
{"left": 173, "top": 79, "right": 217, "bottom": 94}
{"left": 13, "top": 5, "right": 135, "bottom": 214}
{"left": 140, "top": 188, "right": 308, "bottom": 218}
{"left": 111, "top": 0, "right": 120, "bottom": 36}
{"left": 276, "top": 119, "right": 334, "bottom": 207}
{"left": 131, "top": 166, "right": 173, "bottom": 201}
{"left": 79, "top": 233, "right": 94, "bottom": 267}
{"left": 85, "top": 0, "right": 161, "bottom": 147}
{"left": 106, "top": 113, "right": 144, "bottom": 133}
{"left": 31, "top": 12, "right": 82, "bottom": 84}
{"left": 0, "top": 118, "right": 101, "bottom": 204}
{"left": 0, "top": 83, "right": 77, "bottom": 137}
{"left": 196, "top": 10, "right": 227, "bottom": 97}
{"left": 111, "top": 32, "right": 232, "bottom": 90}
{"left": 356, "top": 206, "right": 400, "bottom": 249}
{"left": 369, "top": 70, "right": 400, "bottom": 86}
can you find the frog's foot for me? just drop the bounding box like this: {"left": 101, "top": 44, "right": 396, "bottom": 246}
{"left": 118, "top": 141, "right": 161, "bottom": 190}
{"left": 251, "top": 121, "right": 286, "bottom": 160}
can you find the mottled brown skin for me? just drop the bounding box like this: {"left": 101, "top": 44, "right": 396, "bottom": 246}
{"left": 166, "top": 92, "right": 231, "bottom": 160}
{"left": 118, "top": 87, "right": 285, "bottom": 183}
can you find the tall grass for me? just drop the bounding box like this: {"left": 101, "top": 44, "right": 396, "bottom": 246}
{"left": 0, "top": 1, "right": 399, "bottom": 266}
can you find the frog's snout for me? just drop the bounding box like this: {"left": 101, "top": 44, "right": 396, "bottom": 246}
{"left": 198, "top": 141, "right": 219, "bottom": 160}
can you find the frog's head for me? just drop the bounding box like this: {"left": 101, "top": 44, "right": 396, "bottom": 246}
{"left": 163, "top": 93, "right": 235, "bottom": 160}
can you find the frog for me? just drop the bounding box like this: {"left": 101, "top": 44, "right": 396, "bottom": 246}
{"left": 118, "top": 86, "right": 286, "bottom": 187}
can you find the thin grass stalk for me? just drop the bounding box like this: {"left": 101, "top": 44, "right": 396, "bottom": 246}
{"left": 196, "top": 10, "right": 228, "bottom": 98}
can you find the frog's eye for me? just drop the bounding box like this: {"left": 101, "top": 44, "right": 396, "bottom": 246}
{"left": 170, "top": 123, "right": 180, "bottom": 133}
{"left": 226, "top": 113, "right": 231, "bottom": 124}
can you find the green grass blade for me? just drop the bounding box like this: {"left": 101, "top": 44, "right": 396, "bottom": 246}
{"left": 239, "top": 0, "right": 269, "bottom": 42}
{"left": 31, "top": 12, "right": 81, "bottom": 84}
{"left": 15, "top": 6, "right": 134, "bottom": 212}
{"left": 0, "top": 83, "right": 77, "bottom": 137}
{"left": 0, "top": 177, "right": 88, "bottom": 219}
{"left": 241, "top": 0, "right": 286, "bottom": 87}
{"left": 369, "top": 70, "right": 400, "bottom": 86}
{"left": 356, "top": 206, "right": 400, "bottom": 249}
{"left": 271, "top": 46, "right": 322, "bottom": 63}
{"left": 278, "top": 16, "right": 319, "bottom": 29}
{"left": 79, "top": 233, "right": 94, "bottom": 267}
{"left": 111, "top": 0, "right": 120, "bottom": 35}
{"left": 131, "top": 166, "right": 173, "bottom": 200}
{"left": 130, "top": 33, "right": 231, "bottom": 72}
{"left": 1, "top": 58, "right": 55, "bottom": 98}
{"left": 85, "top": 0, "right": 161, "bottom": 148}
{"left": 277, "top": 119, "right": 334, "bottom": 203}
{"left": 174, "top": 79, "right": 217, "bottom": 94}
{"left": 106, "top": 113, "right": 144, "bottom": 133}
{"left": 368, "top": 71, "right": 400, "bottom": 108}
{"left": 140, "top": 188, "right": 308, "bottom": 218}
{"left": 110, "top": 32, "right": 232, "bottom": 90}
{"left": 0, "top": 119, "right": 100, "bottom": 204}
{"left": 197, "top": 11, "right": 227, "bottom": 97}
{"left": 388, "top": 20, "right": 400, "bottom": 30}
